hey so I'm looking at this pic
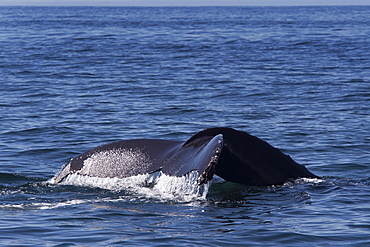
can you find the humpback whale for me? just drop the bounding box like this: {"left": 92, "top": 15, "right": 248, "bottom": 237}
{"left": 53, "top": 127, "right": 318, "bottom": 186}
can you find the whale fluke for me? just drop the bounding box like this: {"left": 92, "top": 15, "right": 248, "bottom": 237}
{"left": 54, "top": 128, "right": 318, "bottom": 186}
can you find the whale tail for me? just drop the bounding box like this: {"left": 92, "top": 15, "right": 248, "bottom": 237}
{"left": 53, "top": 127, "right": 318, "bottom": 186}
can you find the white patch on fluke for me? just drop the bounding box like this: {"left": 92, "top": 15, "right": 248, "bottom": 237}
{"left": 79, "top": 148, "right": 152, "bottom": 178}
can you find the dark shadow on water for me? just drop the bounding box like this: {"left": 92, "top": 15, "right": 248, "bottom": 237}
{"left": 205, "top": 176, "right": 367, "bottom": 209}
{"left": 0, "top": 172, "right": 43, "bottom": 187}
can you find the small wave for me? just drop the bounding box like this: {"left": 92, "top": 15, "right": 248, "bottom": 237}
{"left": 0, "top": 172, "right": 43, "bottom": 187}
{"left": 0, "top": 199, "right": 88, "bottom": 210}
{"left": 294, "top": 177, "right": 326, "bottom": 184}
{"left": 49, "top": 171, "right": 210, "bottom": 202}
{"left": 268, "top": 177, "right": 326, "bottom": 189}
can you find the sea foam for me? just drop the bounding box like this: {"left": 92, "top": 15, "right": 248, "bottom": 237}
{"left": 50, "top": 170, "right": 211, "bottom": 202}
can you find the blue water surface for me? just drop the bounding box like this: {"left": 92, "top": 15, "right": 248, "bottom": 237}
{"left": 1, "top": 6, "right": 370, "bottom": 246}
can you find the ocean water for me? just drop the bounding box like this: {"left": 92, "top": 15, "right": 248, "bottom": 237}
{"left": 1, "top": 6, "right": 370, "bottom": 246}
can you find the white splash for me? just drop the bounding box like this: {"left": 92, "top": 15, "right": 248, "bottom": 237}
{"left": 277, "top": 177, "right": 326, "bottom": 188}
{"left": 50, "top": 170, "right": 210, "bottom": 202}
{"left": 294, "top": 177, "right": 325, "bottom": 184}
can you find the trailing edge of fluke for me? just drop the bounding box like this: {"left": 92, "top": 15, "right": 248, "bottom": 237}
{"left": 53, "top": 127, "right": 318, "bottom": 186}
